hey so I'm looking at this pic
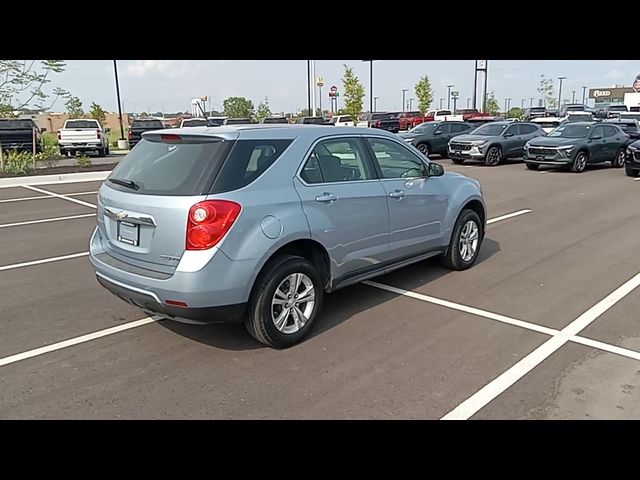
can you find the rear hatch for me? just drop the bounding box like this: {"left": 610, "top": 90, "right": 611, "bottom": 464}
{"left": 0, "top": 120, "right": 34, "bottom": 149}
{"left": 96, "top": 132, "right": 235, "bottom": 274}
{"left": 60, "top": 120, "right": 101, "bottom": 143}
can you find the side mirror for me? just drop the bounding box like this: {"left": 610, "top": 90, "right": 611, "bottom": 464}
{"left": 590, "top": 134, "right": 602, "bottom": 140}
{"left": 503, "top": 132, "right": 514, "bottom": 137}
{"left": 427, "top": 162, "right": 444, "bottom": 177}
{"left": 434, "top": 130, "right": 442, "bottom": 135}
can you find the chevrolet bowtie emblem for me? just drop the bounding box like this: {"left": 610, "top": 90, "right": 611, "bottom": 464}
{"left": 116, "top": 211, "right": 127, "bottom": 221}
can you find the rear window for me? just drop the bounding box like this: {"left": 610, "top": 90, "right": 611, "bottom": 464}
{"left": 66, "top": 120, "right": 99, "bottom": 129}
{"left": 132, "top": 120, "right": 164, "bottom": 129}
{"left": 0, "top": 120, "right": 34, "bottom": 129}
{"left": 224, "top": 118, "right": 252, "bottom": 125}
{"left": 182, "top": 119, "right": 209, "bottom": 127}
{"left": 609, "top": 105, "right": 628, "bottom": 111}
{"left": 438, "top": 110, "right": 452, "bottom": 116}
{"left": 107, "top": 137, "right": 231, "bottom": 196}
{"left": 211, "top": 139, "right": 293, "bottom": 193}
{"left": 611, "top": 122, "right": 638, "bottom": 132}
{"left": 262, "top": 117, "right": 288, "bottom": 124}
{"left": 372, "top": 113, "right": 393, "bottom": 120}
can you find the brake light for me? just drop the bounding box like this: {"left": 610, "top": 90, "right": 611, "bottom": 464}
{"left": 128, "top": 129, "right": 133, "bottom": 139}
{"left": 57, "top": 130, "right": 61, "bottom": 141}
{"left": 186, "top": 200, "right": 242, "bottom": 250}
{"left": 96, "top": 129, "right": 101, "bottom": 139}
{"left": 161, "top": 134, "right": 182, "bottom": 142}
{"left": 376, "top": 120, "right": 382, "bottom": 127}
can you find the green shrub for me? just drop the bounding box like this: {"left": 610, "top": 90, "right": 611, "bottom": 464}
{"left": 75, "top": 155, "right": 92, "bottom": 168}
{"left": 42, "top": 132, "right": 59, "bottom": 147}
{"left": 3, "top": 150, "right": 33, "bottom": 175}
{"left": 35, "top": 145, "right": 62, "bottom": 168}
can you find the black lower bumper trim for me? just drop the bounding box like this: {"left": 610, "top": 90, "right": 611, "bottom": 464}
{"left": 96, "top": 275, "right": 246, "bottom": 324}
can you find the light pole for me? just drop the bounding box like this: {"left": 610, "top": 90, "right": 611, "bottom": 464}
{"left": 467, "top": 98, "right": 470, "bottom": 108}
{"left": 409, "top": 98, "right": 414, "bottom": 110}
{"left": 373, "top": 96, "right": 379, "bottom": 112}
{"left": 530, "top": 97, "right": 534, "bottom": 107}
{"left": 557, "top": 76, "right": 566, "bottom": 111}
{"left": 362, "top": 60, "right": 375, "bottom": 113}
{"left": 112, "top": 60, "right": 125, "bottom": 142}
{"left": 504, "top": 98, "right": 508, "bottom": 116}
{"left": 439, "top": 98, "right": 444, "bottom": 109}
{"left": 572, "top": 90, "right": 576, "bottom": 103}
{"left": 446, "top": 84, "right": 454, "bottom": 110}
{"left": 306, "top": 60, "right": 311, "bottom": 115}
{"left": 521, "top": 99, "right": 525, "bottom": 109}
{"left": 582, "top": 86, "right": 587, "bottom": 105}
{"left": 402, "top": 89, "right": 408, "bottom": 112}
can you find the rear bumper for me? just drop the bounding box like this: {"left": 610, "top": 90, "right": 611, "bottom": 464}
{"left": 96, "top": 273, "right": 246, "bottom": 324}
{"left": 59, "top": 142, "right": 103, "bottom": 151}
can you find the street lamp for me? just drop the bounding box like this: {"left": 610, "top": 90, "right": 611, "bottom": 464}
{"left": 572, "top": 90, "right": 576, "bottom": 103}
{"left": 582, "top": 86, "right": 587, "bottom": 105}
{"left": 504, "top": 98, "right": 511, "bottom": 116}
{"left": 467, "top": 97, "right": 470, "bottom": 108}
{"left": 439, "top": 98, "right": 444, "bottom": 109}
{"left": 402, "top": 89, "right": 408, "bottom": 112}
{"left": 409, "top": 98, "right": 414, "bottom": 110}
{"left": 306, "top": 60, "right": 311, "bottom": 114}
{"left": 530, "top": 97, "right": 534, "bottom": 107}
{"left": 362, "top": 60, "right": 375, "bottom": 113}
{"left": 521, "top": 99, "right": 525, "bottom": 109}
{"left": 446, "top": 84, "right": 454, "bottom": 110}
{"left": 373, "top": 96, "right": 379, "bottom": 112}
{"left": 112, "top": 60, "right": 125, "bottom": 142}
{"left": 557, "top": 76, "right": 566, "bottom": 111}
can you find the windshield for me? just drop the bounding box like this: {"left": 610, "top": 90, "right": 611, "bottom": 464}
{"left": 66, "top": 120, "right": 99, "bottom": 129}
{"left": 409, "top": 123, "right": 437, "bottom": 134}
{"left": 472, "top": 123, "right": 508, "bottom": 135}
{"left": 548, "top": 124, "right": 592, "bottom": 138}
{"left": 537, "top": 122, "right": 561, "bottom": 128}
{"left": 530, "top": 107, "right": 546, "bottom": 112}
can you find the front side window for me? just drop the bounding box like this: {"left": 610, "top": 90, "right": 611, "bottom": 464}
{"left": 300, "top": 138, "right": 373, "bottom": 184}
{"left": 366, "top": 137, "right": 427, "bottom": 179}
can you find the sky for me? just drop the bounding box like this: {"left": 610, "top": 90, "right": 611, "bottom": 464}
{"left": 35, "top": 60, "right": 640, "bottom": 114}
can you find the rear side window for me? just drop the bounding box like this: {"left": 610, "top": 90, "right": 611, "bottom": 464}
{"left": 66, "top": 120, "right": 99, "bottom": 129}
{"left": 519, "top": 124, "right": 538, "bottom": 134}
{"left": 108, "top": 137, "right": 231, "bottom": 196}
{"left": 603, "top": 125, "right": 619, "bottom": 137}
{"left": 211, "top": 139, "right": 292, "bottom": 193}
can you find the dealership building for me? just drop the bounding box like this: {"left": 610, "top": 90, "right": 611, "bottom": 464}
{"left": 588, "top": 85, "right": 635, "bottom": 107}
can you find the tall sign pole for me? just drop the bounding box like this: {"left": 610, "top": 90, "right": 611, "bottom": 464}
{"left": 113, "top": 60, "right": 125, "bottom": 141}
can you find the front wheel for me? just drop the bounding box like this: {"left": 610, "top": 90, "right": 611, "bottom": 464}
{"left": 484, "top": 146, "right": 501, "bottom": 166}
{"left": 526, "top": 162, "right": 539, "bottom": 170}
{"left": 625, "top": 165, "right": 638, "bottom": 177}
{"left": 611, "top": 148, "right": 625, "bottom": 168}
{"left": 440, "top": 209, "right": 483, "bottom": 271}
{"left": 245, "top": 255, "right": 324, "bottom": 348}
{"left": 417, "top": 143, "right": 430, "bottom": 156}
{"left": 571, "top": 151, "right": 588, "bottom": 173}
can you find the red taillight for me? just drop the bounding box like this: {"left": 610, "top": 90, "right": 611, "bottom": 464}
{"left": 57, "top": 131, "right": 61, "bottom": 140}
{"left": 186, "top": 200, "right": 241, "bottom": 250}
{"left": 96, "top": 129, "right": 101, "bottom": 139}
{"left": 128, "top": 129, "right": 133, "bottom": 139}
{"left": 161, "top": 134, "right": 182, "bottom": 142}
{"left": 166, "top": 299, "right": 189, "bottom": 307}
{"left": 376, "top": 120, "right": 382, "bottom": 127}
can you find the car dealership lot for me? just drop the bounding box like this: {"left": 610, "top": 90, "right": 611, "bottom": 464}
{"left": 0, "top": 161, "right": 639, "bottom": 419}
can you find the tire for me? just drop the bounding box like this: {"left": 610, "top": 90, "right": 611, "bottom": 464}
{"left": 417, "top": 143, "right": 430, "bottom": 156}
{"left": 105, "top": 145, "right": 110, "bottom": 156}
{"left": 526, "top": 162, "right": 539, "bottom": 170}
{"left": 611, "top": 148, "right": 625, "bottom": 168}
{"left": 98, "top": 147, "right": 106, "bottom": 157}
{"left": 483, "top": 146, "right": 501, "bottom": 166}
{"left": 571, "top": 150, "right": 588, "bottom": 173}
{"left": 440, "top": 209, "right": 483, "bottom": 271}
{"left": 625, "top": 165, "right": 639, "bottom": 177}
{"left": 245, "top": 255, "right": 324, "bottom": 348}
{"left": 451, "top": 158, "right": 465, "bottom": 165}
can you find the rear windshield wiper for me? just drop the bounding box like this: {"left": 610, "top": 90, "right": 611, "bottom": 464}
{"left": 108, "top": 178, "right": 140, "bottom": 190}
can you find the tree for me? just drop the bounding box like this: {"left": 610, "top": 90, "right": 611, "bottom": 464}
{"left": 0, "top": 60, "right": 69, "bottom": 117}
{"left": 90, "top": 102, "right": 107, "bottom": 128}
{"left": 255, "top": 99, "right": 272, "bottom": 122}
{"left": 65, "top": 96, "right": 84, "bottom": 118}
{"left": 537, "top": 74, "right": 556, "bottom": 108}
{"left": 223, "top": 96, "right": 254, "bottom": 118}
{"left": 485, "top": 92, "right": 500, "bottom": 115}
{"left": 414, "top": 75, "right": 434, "bottom": 116}
{"left": 507, "top": 107, "right": 523, "bottom": 118}
{"left": 342, "top": 64, "right": 365, "bottom": 125}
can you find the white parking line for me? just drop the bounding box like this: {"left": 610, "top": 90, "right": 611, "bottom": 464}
{"left": 0, "top": 317, "right": 158, "bottom": 367}
{"left": 0, "top": 191, "right": 98, "bottom": 204}
{"left": 0, "top": 213, "right": 96, "bottom": 229}
{"left": 570, "top": 335, "right": 640, "bottom": 362}
{"left": 21, "top": 185, "right": 96, "bottom": 209}
{"left": 487, "top": 209, "right": 531, "bottom": 224}
{"left": 441, "top": 270, "right": 640, "bottom": 420}
{"left": 0, "top": 252, "right": 89, "bottom": 272}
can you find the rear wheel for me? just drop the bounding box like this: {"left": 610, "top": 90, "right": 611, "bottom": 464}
{"left": 440, "top": 209, "right": 483, "bottom": 271}
{"left": 98, "top": 147, "right": 106, "bottom": 156}
{"left": 105, "top": 144, "right": 110, "bottom": 156}
{"left": 571, "top": 151, "right": 588, "bottom": 173}
{"left": 484, "top": 146, "right": 501, "bottom": 166}
{"left": 625, "top": 165, "right": 639, "bottom": 177}
{"left": 611, "top": 148, "right": 625, "bottom": 168}
{"left": 245, "top": 255, "right": 324, "bottom": 348}
{"left": 526, "top": 162, "right": 539, "bottom": 170}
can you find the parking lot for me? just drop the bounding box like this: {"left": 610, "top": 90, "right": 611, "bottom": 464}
{"left": 1, "top": 158, "right": 639, "bottom": 419}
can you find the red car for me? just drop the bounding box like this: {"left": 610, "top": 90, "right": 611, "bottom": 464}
{"left": 456, "top": 108, "right": 485, "bottom": 121}
{"left": 396, "top": 111, "right": 422, "bottom": 131}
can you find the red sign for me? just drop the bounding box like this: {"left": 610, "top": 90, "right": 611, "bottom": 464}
{"left": 330, "top": 85, "right": 338, "bottom": 93}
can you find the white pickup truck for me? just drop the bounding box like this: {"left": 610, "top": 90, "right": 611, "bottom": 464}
{"left": 58, "top": 119, "right": 109, "bottom": 156}
{"left": 329, "top": 115, "right": 369, "bottom": 127}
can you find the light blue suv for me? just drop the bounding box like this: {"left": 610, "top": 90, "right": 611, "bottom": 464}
{"left": 90, "top": 125, "right": 486, "bottom": 347}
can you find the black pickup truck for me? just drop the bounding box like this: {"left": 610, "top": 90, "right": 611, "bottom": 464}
{"left": 0, "top": 118, "right": 44, "bottom": 153}
{"left": 360, "top": 112, "right": 400, "bottom": 133}
{"left": 127, "top": 119, "right": 165, "bottom": 148}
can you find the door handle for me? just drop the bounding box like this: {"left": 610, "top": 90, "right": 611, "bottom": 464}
{"left": 315, "top": 193, "right": 337, "bottom": 203}
{"left": 389, "top": 190, "right": 405, "bottom": 199}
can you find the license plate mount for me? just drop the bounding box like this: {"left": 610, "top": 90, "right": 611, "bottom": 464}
{"left": 117, "top": 221, "right": 140, "bottom": 246}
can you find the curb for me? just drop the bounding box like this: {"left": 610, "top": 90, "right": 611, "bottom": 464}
{"left": 0, "top": 170, "right": 111, "bottom": 189}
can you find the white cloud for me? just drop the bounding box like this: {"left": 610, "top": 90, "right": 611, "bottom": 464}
{"left": 604, "top": 69, "right": 625, "bottom": 80}
{"left": 124, "top": 60, "right": 195, "bottom": 79}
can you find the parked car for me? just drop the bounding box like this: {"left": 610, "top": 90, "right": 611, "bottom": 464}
{"left": 223, "top": 118, "right": 253, "bottom": 125}
{"left": 598, "top": 104, "right": 629, "bottom": 119}
{"left": 0, "top": 118, "right": 45, "bottom": 153}
{"left": 360, "top": 112, "right": 401, "bottom": 133}
{"left": 523, "top": 106, "right": 548, "bottom": 121}
{"left": 90, "top": 125, "right": 486, "bottom": 348}
{"left": 530, "top": 116, "right": 565, "bottom": 134}
{"left": 58, "top": 119, "right": 109, "bottom": 156}
{"left": 413, "top": 109, "right": 464, "bottom": 126}
{"left": 564, "top": 112, "right": 594, "bottom": 122}
{"left": 448, "top": 121, "right": 545, "bottom": 166}
{"left": 465, "top": 116, "right": 505, "bottom": 127}
{"left": 619, "top": 112, "right": 640, "bottom": 121}
{"left": 179, "top": 118, "right": 209, "bottom": 128}
{"left": 558, "top": 103, "right": 586, "bottom": 117}
{"left": 546, "top": 108, "right": 559, "bottom": 117}
{"left": 127, "top": 119, "right": 165, "bottom": 149}
{"left": 398, "top": 121, "right": 474, "bottom": 156}
{"left": 523, "top": 122, "right": 627, "bottom": 172}
{"left": 602, "top": 118, "right": 640, "bottom": 141}
{"left": 396, "top": 111, "right": 422, "bottom": 130}
{"left": 328, "top": 115, "right": 368, "bottom": 127}
{"left": 260, "top": 117, "right": 289, "bottom": 124}
{"left": 207, "top": 117, "right": 228, "bottom": 126}
{"left": 297, "top": 116, "right": 331, "bottom": 125}
{"left": 625, "top": 139, "right": 640, "bottom": 177}
{"left": 455, "top": 108, "right": 484, "bottom": 121}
